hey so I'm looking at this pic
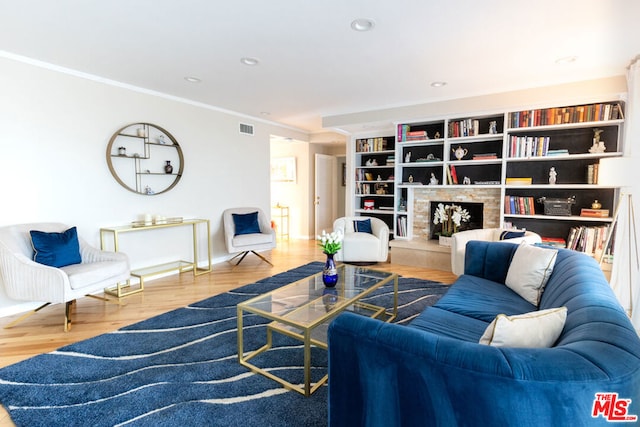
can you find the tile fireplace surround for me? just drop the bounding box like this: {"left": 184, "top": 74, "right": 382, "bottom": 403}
{"left": 389, "top": 187, "right": 501, "bottom": 270}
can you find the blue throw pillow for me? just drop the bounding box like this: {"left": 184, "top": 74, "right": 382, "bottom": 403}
{"left": 233, "top": 212, "right": 261, "bottom": 235}
{"left": 30, "top": 226, "right": 82, "bottom": 268}
{"left": 500, "top": 230, "right": 526, "bottom": 240}
{"left": 353, "top": 218, "right": 373, "bottom": 234}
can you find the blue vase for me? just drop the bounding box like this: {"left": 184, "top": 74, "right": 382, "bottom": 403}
{"left": 322, "top": 252, "right": 338, "bottom": 287}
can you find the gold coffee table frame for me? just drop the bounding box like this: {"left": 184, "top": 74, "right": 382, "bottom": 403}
{"left": 237, "top": 264, "right": 398, "bottom": 396}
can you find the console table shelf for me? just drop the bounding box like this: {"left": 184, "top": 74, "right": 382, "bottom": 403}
{"left": 100, "top": 219, "right": 212, "bottom": 297}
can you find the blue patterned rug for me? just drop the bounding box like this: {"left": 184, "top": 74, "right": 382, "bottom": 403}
{"left": 0, "top": 262, "right": 448, "bottom": 427}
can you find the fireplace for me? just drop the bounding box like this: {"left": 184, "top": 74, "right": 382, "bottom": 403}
{"left": 429, "top": 201, "right": 484, "bottom": 240}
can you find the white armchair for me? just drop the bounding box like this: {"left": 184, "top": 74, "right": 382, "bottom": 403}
{"left": 0, "top": 223, "right": 130, "bottom": 331}
{"left": 451, "top": 228, "right": 542, "bottom": 276}
{"left": 223, "top": 207, "right": 276, "bottom": 267}
{"left": 332, "top": 217, "right": 389, "bottom": 263}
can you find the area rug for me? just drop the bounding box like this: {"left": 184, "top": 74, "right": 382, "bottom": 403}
{"left": 0, "top": 262, "right": 449, "bottom": 427}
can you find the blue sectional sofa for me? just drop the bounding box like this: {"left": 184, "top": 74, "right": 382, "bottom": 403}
{"left": 328, "top": 241, "right": 640, "bottom": 426}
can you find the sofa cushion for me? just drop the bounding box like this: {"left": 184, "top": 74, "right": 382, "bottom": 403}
{"left": 30, "top": 226, "right": 82, "bottom": 268}
{"left": 433, "top": 274, "right": 536, "bottom": 323}
{"left": 353, "top": 218, "right": 372, "bottom": 233}
{"left": 499, "top": 230, "right": 526, "bottom": 240}
{"left": 505, "top": 243, "right": 557, "bottom": 306}
{"left": 479, "top": 306, "right": 567, "bottom": 348}
{"left": 232, "top": 211, "right": 261, "bottom": 235}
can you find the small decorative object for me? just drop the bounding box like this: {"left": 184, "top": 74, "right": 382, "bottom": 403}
{"left": 144, "top": 185, "right": 154, "bottom": 195}
{"left": 158, "top": 135, "right": 166, "bottom": 144}
{"left": 375, "top": 183, "right": 387, "bottom": 194}
{"left": 322, "top": 287, "right": 339, "bottom": 312}
{"left": 399, "top": 197, "right": 406, "bottom": 211}
{"left": 489, "top": 121, "right": 498, "bottom": 134}
{"left": 118, "top": 146, "right": 126, "bottom": 156}
{"left": 136, "top": 127, "right": 146, "bottom": 137}
{"left": 589, "top": 129, "right": 606, "bottom": 153}
{"left": 434, "top": 131, "right": 441, "bottom": 139}
{"left": 452, "top": 146, "right": 468, "bottom": 160}
{"left": 363, "top": 199, "right": 375, "bottom": 210}
{"left": 549, "top": 167, "right": 557, "bottom": 185}
{"left": 405, "top": 152, "right": 412, "bottom": 163}
{"left": 592, "top": 200, "right": 602, "bottom": 209}
{"left": 377, "top": 174, "right": 382, "bottom": 181}
{"left": 408, "top": 174, "right": 414, "bottom": 183}
{"left": 164, "top": 160, "right": 173, "bottom": 174}
{"left": 365, "top": 158, "right": 378, "bottom": 166}
{"left": 429, "top": 173, "right": 439, "bottom": 185}
{"left": 317, "top": 230, "right": 343, "bottom": 287}
{"left": 426, "top": 153, "right": 436, "bottom": 160}
{"left": 463, "top": 176, "right": 471, "bottom": 185}
{"left": 433, "top": 203, "right": 471, "bottom": 245}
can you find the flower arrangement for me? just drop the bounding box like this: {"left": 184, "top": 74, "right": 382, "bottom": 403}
{"left": 433, "top": 203, "right": 471, "bottom": 237}
{"left": 317, "top": 230, "right": 343, "bottom": 254}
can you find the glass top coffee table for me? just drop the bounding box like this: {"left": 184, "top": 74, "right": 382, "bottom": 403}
{"left": 237, "top": 264, "right": 398, "bottom": 396}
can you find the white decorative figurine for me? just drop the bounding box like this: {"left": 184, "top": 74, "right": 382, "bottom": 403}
{"left": 405, "top": 152, "right": 412, "bottom": 163}
{"left": 549, "top": 167, "right": 557, "bottom": 185}
{"left": 429, "top": 173, "right": 439, "bottom": 185}
{"left": 588, "top": 129, "right": 606, "bottom": 153}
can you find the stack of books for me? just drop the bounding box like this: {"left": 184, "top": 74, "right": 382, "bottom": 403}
{"left": 473, "top": 153, "right": 498, "bottom": 160}
{"left": 541, "top": 237, "right": 567, "bottom": 248}
{"left": 580, "top": 208, "right": 609, "bottom": 218}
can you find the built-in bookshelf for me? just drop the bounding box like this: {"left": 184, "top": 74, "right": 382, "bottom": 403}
{"left": 353, "top": 136, "right": 396, "bottom": 236}
{"left": 348, "top": 99, "right": 625, "bottom": 255}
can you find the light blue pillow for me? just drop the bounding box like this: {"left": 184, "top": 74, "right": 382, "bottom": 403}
{"left": 353, "top": 218, "right": 373, "bottom": 234}
{"left": 233, "top": 212, "right": 261, "bottom": 235}
{"left": 30, "top": 227, "right": 82, "bottom": 268}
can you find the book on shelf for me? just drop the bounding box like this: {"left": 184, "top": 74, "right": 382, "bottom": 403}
{"left": 566, "top": 225, "right": 609, "bottom": 258}
{"left": 448, "top": 119, "right": 480, "bottom": 138}
{"left": 357, "top": 137, "right": 388, "bottom": 152}
{"left": 580, "top": 208, "right": 609, "bottom": 217}
{"left": 472, "top": 153, "right": 498, "bottom": 160}
{"left": 546, "top": 149, "right": 569, "bottom": 156}
{"left": 508, "top": 136, "right": 550, "bottom": 158}
{"left": 504, "top": 196, "right": 535, "bottom": 215}
{"left": 586, "top": 163, "right": 599, "bottom": 184}
{"left": 508, "top": 102, "right": 624, "bottom": 128}
{"left": 446, "top": 164, "right": 453, "bottom": 185}
{"left": 396, "top": 216, "right": 408, "bottom": 237}
{"left": 449, "top": 165, "right": 458, "bottom": 184}
{"left": 505, "top": 177, "right": 532, "bottom": 185}
{"left": 540, "top": 237, "right": 567, "bottom": 248}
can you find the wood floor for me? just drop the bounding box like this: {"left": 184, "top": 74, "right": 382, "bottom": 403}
{"left": 0, "top": 239, "right": 456, "bottom": 426}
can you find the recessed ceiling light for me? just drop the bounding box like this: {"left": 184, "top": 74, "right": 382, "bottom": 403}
{"left": 555, "top": 56, "right": 578, "bottom": 64}
{"left": 184, "top": 76, "right": 201, "bottom": 83}
{"left": 351, "top": 18, "right": 375, "bottom": 32}
{"left": 240, "top": 57, "right": 260, "bottom": 66}
{"left": 430, "top": 81, "right": 447, "bottom": 88}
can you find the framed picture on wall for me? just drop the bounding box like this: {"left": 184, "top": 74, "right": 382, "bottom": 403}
{"left": 271, "top": 157, "right": 296, "bottom": 182}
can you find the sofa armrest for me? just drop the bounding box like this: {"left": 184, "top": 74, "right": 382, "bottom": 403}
{"left": 0, "top": 243, "right": 69, "bottom": 303}
{"left": 79, "top": 239, "right": 129, "bottom": 265}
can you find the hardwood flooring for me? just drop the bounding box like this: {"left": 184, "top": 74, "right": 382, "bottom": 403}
{"left": 0, "top": 239, "right": 456, "bottom": 425}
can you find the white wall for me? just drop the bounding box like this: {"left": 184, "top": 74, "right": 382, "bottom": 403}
{"left": 0, "top": 56, "right": 308, "bottom": 316}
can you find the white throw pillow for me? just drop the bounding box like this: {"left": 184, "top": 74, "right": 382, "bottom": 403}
{"left": 479, "top": 307, "right": 568, "bottom": 348}
{"left": 505, "top": 243, "right": 558, "bottom": 306}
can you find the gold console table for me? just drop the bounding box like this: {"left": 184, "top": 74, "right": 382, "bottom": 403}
{"left": 100, "top": 218, "right": 212, "bottom": 297}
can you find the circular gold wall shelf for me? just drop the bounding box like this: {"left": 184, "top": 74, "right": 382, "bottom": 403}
{"left": 106, "top": 123, "right": 184, "bottom": 195}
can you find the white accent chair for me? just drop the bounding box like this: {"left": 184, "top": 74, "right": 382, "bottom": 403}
{"left": 0, "top": 223, "right": 130, "bottom": 331}
{"left": 223, "top": 207, "right": 276, "bottom": 267}
{"left": 451, "top": 228, "right": 542, "bottom": 276}
{"left": 332, "top": 217, "right": 389, "bottom": 263}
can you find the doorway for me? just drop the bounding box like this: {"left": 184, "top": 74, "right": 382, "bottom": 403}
{"left": 315, "top": 154, "right": 338, "bottom": 236}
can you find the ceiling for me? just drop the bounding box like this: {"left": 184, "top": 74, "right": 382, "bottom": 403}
{"left": 1, "top": 0, "right": 638, "bottom": 135}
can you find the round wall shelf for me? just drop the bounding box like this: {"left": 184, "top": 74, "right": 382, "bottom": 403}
{"left": 106, "top": 123, "right": 184, "bottom": 195}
